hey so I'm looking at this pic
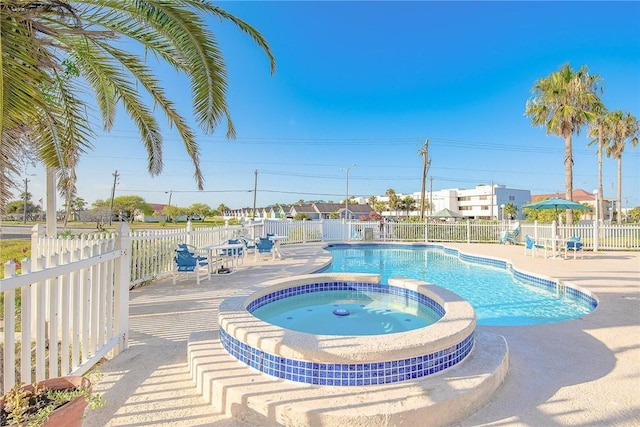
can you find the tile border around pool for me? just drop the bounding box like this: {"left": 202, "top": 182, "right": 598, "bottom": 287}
{"left": 217, "top": 272, "right": 478, "bottom": 387}
{"left": 324, "top": 243, "right": 598, "bottom": 311}
{"left": 220, "top": 322, "right": 474, "bottom": 386}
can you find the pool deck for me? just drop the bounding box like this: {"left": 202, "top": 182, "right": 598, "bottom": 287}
{"left": 83, "top": 242, "right": 640, "bottom": 427}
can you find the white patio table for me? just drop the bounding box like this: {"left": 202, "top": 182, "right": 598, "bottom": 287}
{"left": 268, "top": 235, "right": 287, "bottom": 259}
{"left": 202, "top": 242, "right": 244, "bottom": 274}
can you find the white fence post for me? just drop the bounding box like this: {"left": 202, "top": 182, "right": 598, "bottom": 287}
{"left": 3, "top": 260, "right": 17, "bottom": 391}
{"left": 114, "top": 222, "right": 132, "bottom": 355}
{"left": 186, "top": 220, "right": 193, "bottom": 246}
{"left": 593, "top": 220, "right": 599, "bottom": 252}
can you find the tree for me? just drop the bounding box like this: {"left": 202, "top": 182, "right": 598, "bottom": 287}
{"left": 187, "top": 203, "right": 213, "bottom": 220}
{"left": 602, "top": 111, "right": 639, "bottom": 224}
{"left": 163, "top": 205, "right": 185, "bottom": 223}
{"left": 294, "top": 213, "right": 311, "bottom": 220}
{"left": 374, "top": 201, "right": 387, "bottom": 214}
{"left": 399, "top": 196, "right": 416, "bottom": 218}
{"left": 628, "top": 206, "right": 640, "bottom": 223}
{"left": 525, "top": 63, "right": 603, "bottom": 223}
{"left": 587, "top": 113, "right": 608, "bottom": 222}
{"left": 112, "top": 195, "right": 151, "bottom": 222}
{"left": 503, "top": 203, "right": 518, "bottom": 220}
{"left": 216, "top": 204, "right": 230, "bottom": 216}
{"left": 1, "top": 1, "right": 276, "bottom": 210}
{"left": 385, "top": 188, "right": 399, "bottom": 218}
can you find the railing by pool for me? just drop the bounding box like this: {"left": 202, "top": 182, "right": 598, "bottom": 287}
{"left": 1, "top": 218, "right": 638, "bottom": 393}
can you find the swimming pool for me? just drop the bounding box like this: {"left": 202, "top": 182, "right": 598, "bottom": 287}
{"left": 320, "top": 244, "right": 597, "bottom": 326}
{"left": 250, "top": 286, "right": 442, "bottom": 335}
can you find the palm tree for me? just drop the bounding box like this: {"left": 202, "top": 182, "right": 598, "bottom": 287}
{"left": 525, "top": 63, "right": 603, "bottom": 223}
{"left": 503, "top": 203, "right": 518, "bottom": 220}
{"left": 588, "top": 113, "right": 609, "bottom": 221}
{"left": 401, "top": 196, "right": 416, "bottom": 218}
{"left": 1, "top": 0, "right": 276, "bottom": 209}
{"left": 603, "top": 111, "right": 639, "bottom": 224}
{"left": 385, "top": 188, "right": 399, "bottom": 218}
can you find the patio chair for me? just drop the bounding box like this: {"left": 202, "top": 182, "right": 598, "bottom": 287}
{"left": 173, "top": 248, "right": 210, "bottom": 284}
{"left": 500, "top": 222, "right": 520, "bottom": 245}
{"left": 565, "top": 236, "right": 584, "bottom": 260}
{"left": 524, "top": 235, "right": 546, "bottom": 258}
{"left": 177, "top": 243, "right": 207, "bottom": 260}
{"left": 255, "top": 237, "right": 274, "bottom": 260}
{"left": 240, "top": 236, "right": 256, "bottom": 255}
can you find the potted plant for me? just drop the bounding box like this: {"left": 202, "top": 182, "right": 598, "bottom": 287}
{"left": 0, "top": 376, "right": 103, "bottom": 427}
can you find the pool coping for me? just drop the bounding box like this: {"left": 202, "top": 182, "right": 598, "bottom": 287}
{"left": 218, "top": 273, "right": 477, "bottom": 386}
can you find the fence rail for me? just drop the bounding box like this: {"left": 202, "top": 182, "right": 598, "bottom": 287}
{"left": 0, "top": 224, "right": 130, "bottom": 394}
{"left": 1, "top": 218, "right": 637, "bottom": 393}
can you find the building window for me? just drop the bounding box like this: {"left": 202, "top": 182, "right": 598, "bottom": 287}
{"left": 509, "top": 196, "right": 515, "bottom": 201}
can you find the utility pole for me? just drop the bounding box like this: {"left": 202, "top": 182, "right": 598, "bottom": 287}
{"left": 418, "top": 139, "right": 431, "bottom": 220}
{"left": 23, "top": 177, "right": 30, "bottom": 224}
{"left": 109, "top": 170, "right": 119, "bottom": 225}
{"left": 252, "top": 169, "right": 258, "bottom": 220}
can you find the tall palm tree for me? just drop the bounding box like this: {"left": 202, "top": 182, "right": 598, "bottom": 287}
{"left": 588, "top": 113, "right": 609, "bottom": 221}
{"left": 525, "top": 63, "right": 603, "bottom": 223}
{"left": 385, "top": 188, "right": 399, "bottom": 218}
{"left": 603, "top": 111, "right": 639, "bottom": 224}
{"left": 1, "top": 0, "right": 276, "bottom": 208}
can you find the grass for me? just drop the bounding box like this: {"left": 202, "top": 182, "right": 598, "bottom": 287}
{"left": 0, "top": 240, "right": 31, "bottom": 278}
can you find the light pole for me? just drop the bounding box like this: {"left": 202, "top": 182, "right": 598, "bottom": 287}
{"left": 500, "top": 204, "right": 505, "bottom": 222}
{"left": 340, "top": 163, "right": 356, "bottom": 220}
{"left": 165, "top": 190, "right": 173, "bottom": 206}
{"left": 593, "top": 189, "right": 599, "bottom": 252}
{"left": 23, "top": 177, "right": 30, "bottom": 224}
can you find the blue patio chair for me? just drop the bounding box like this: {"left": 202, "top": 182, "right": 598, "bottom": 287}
{"left": 524, "top": 235, "right": 546, "bottom": 258}
{"left": 177, "top": 243, "right": 207, "bottom": 261}
{"left": 500, "top": 222, "right": 520, "bottom": 245}
{"left": 240, "top": 236, "right": 256, "bottom": 255}
{"left": 223, "top": 239, "right": 244, "bottom": 257}
{"left": 565, "top": 236, "right": 584, "bottom": 259}
{"left": 173, "top": 248, "right": 210, "bottom": 284}
{"left": 255, "top": 237, "right": 274, "bottom": 260}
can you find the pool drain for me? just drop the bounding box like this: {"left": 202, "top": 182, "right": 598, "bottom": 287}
{"left": 333, "top": 308, "right": 350, "bottom": 316}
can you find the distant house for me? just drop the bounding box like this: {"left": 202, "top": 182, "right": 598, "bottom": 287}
{"left": 229, "top": 202, "right": 372, "bottom": 221}
{"left": 134, "top": 203, "right": 168, "bottom": 222}
{"left": 289, "top": 203, "right": 320, "bottom": 220}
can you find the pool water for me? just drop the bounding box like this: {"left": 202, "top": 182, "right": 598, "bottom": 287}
{"left": 251, "top": 289, "right": 441, "bottom": 335}
{"left": 322, "top": 245, "right": 592, "bottom": 326}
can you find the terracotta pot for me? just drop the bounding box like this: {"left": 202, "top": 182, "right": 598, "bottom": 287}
{"left": 1, "top": 376, "right": 91, "bottom": 427}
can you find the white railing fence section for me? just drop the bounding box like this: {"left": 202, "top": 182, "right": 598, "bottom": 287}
{"left": 3, "top": 218, "right": 636, "bottom": 393}
{"left": 1, "top": 223, "right": 131, "bottom": 394}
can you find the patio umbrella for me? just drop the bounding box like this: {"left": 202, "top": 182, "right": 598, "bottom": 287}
{"left": 523, "top": 197, "right": 591, "bottom": 215}
{"left": 430, "top": 208, "right": 464, "bottom": 219}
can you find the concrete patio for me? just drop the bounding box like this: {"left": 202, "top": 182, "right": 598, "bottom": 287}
{"left": 83, "top": 242, "right": 640, "bottom": 426}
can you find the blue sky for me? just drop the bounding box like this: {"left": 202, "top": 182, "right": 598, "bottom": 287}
{"left": 25, "top": 1, "right": 640, "bottom": 211}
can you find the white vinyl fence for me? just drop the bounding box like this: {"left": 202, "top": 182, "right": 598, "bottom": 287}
{"left": 0, "top": 223, "right": 131, "bottom": 394}
{"left": 2, "top": 217, "right": 637, "bottom": 393}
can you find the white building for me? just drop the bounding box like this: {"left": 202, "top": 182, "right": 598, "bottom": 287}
{"left": 372, "top": 184, "right": 531, "bottom": 220}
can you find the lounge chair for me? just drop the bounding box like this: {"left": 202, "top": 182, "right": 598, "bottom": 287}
{"left": 500, "top": 222, "right": 520, "bottom": 244}
{"left": 173, "top": 248, "right": 210, "bottom": 284}
{"left": 524, "top": 235, "right": 546, "bottom": 258}
{"left": 564, "top": 236, "right": 584, "bottom": 259}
